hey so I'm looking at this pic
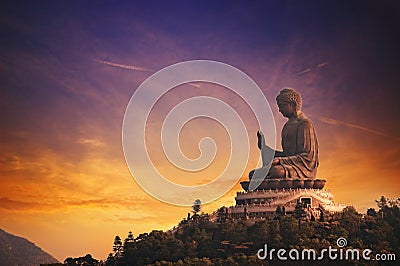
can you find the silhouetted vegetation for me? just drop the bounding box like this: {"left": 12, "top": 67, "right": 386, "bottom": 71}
{"left": 64, "top": 254, "right": 99, "bottom": 266}
{"left": 101, "top": 196, "right": 399, "bottom": 265}
{"left": 42, "top": 254, "right": 98, "bottom": 266}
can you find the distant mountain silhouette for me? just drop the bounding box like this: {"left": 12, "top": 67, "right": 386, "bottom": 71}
{"left": 0, "top": 228, "right": 58, "bottom": 266}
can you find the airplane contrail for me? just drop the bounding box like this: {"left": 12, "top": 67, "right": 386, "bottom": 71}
{"left": 316, "top": 62, "right": 329, "bottom": 68}
{"left": 94, "top": 59, "right": 152, "bottom": 72}
{"left": 296, "top": 68, "right": 312, "bottom": 76}
{"left": 318, "top": 116, "right": 395, "bottom": 138}
{"left": 296, "top": 61, "right": 329, "bottom": 76}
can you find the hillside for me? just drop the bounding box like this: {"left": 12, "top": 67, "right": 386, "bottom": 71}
{"left": 102, "top": 201, "right": 399, "bottom": 265}
{"left": 0, "top": 228, "right": 59, "bottom": 266}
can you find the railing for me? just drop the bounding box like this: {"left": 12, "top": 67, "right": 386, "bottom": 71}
{"left": 236, "top": 188, "right": 334, "bottom": 199}
{"left": 234, "top": 189, "right": 346, "bottom": 213}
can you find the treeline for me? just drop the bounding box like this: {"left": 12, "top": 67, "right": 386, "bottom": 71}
{"left": 46, "top": 196, "right": 399, "bottom": 265}
{"left": 103, "top": 197, "right": 399, "bottom": 265}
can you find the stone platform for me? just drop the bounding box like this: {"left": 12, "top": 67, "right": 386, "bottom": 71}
{"left": 229, "top": 187, "right": 346, "bottom": 218}
{"left": 240, "top": 178, "right": 326, "bottom": 191}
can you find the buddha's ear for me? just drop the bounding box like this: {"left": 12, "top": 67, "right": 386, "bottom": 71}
{"left": 292, "top": 102, "right": 300, "bottom": 112}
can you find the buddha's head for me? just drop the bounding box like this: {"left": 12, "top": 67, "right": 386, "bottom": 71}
{"left": 276, "top": 88, "right": 302, "bottom": 118}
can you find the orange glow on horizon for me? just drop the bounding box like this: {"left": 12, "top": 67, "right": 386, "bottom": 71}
{"left": 1, "top": 1, "right": 399, "bottom": 262}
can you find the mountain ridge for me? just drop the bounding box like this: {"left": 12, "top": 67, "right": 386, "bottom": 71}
{"left": 0, "top": 228, "right": 59, "bottom": 266}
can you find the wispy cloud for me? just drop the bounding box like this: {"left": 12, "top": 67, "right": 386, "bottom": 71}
{"left": 102, "top": 215, "right": 161, "bottom": 224}
{"left": 0, "top": 154, "right": 22, "bottom": 171}
{"left": 77, "top": 138, "right": 105, "bottom": 147}
{"left": 318, "top": 116, "right": 397, "bottom": 139}
{"left": 94, "top": 59, "right": 152, "bottom": 72}
{"left": 0, "top": 195, "right": 151, "bottom": 212}
{"left": 296, "top": 61, "right": 329, "bottom": 76}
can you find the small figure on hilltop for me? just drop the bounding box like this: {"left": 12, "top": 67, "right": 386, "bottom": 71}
{"left": 251, "top": 88, "right": 319, "bottom": 180}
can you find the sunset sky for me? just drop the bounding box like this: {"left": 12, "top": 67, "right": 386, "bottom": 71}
{"left": 1, "top": 0, "right": 399, "bottom": 262}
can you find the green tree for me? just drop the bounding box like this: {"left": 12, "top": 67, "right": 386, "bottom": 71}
{"left": 339, "top": 206, "right": 362, "bottom": 245}
{"left": 64, "top": 257, "right": 76, "bottom": 266}
{"left": 247, "top": 219, "right": 271, "bottom": 249}
{"left": 104, "top": 196, "right": 400, "bottom": 265}
{"left": 293, "top": 200, "right": 306, "bottom": 228}
{"left": 63, "top": 254, "right": 98, "bottom": 266}
{"left": 113, "top": 235, "right": 123, "bottom": 258}
{"left": 105, "top": 253, "right": 115, "bottom": 266}
{"left": 192, "top": 199, "right": 202, "bottom": 216}
{"left": 268, "top": 219, "right": 283, "bottom": 247}
{"left": 81, "top": 254, "right": 98, "bottom": 265}
{"left": 376, "top": 195, "right": 388, "bottom": 218}
{"left": 124, "top": 231, "right": 134, "bottom": 243}
{"left": 280, "top": 216, "right": 300, "bottom": 247}
{"left": 367, "top": 208, "right": 377, "bottom": 217}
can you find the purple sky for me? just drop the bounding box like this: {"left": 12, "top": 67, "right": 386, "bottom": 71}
{"left": 1, "top": 0, "right": 399, "bottom": 261}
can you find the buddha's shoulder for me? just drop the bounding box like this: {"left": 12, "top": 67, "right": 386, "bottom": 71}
{"left": 296, "top": 115, "right": 314, "bottom": 128}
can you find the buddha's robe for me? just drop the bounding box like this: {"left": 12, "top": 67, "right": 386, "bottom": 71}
{"left": 275, "top": 113, "right": 319, "bottom": 179}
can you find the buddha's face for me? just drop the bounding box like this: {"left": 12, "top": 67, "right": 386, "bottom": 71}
{"left": 277, "top": 101, "right": 295, "bottom": 118}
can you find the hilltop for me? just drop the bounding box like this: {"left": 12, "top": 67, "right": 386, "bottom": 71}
{"left": 100, "top": 197, "right": 399, "bottom": 265}
{"left": 0, "top": 228, "right": 59, "bottom": 266}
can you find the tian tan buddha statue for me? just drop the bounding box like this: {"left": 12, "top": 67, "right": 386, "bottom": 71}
{"left": 245, "top": 88, "right": 324, "bottom": 190}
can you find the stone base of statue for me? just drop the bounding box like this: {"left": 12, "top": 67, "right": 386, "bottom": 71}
{"left": 240, "top": 178, "right": 326, "bottom": 191}
{"left": 224, "top": 175, "right": 345, "bottom": 220}
{"left": 229, "top": 183, "right": 346, "bottom": 219}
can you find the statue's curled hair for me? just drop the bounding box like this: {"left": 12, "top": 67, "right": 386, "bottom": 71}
{"left": 276, "top": 87, "right": 302, "bottom": 111}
